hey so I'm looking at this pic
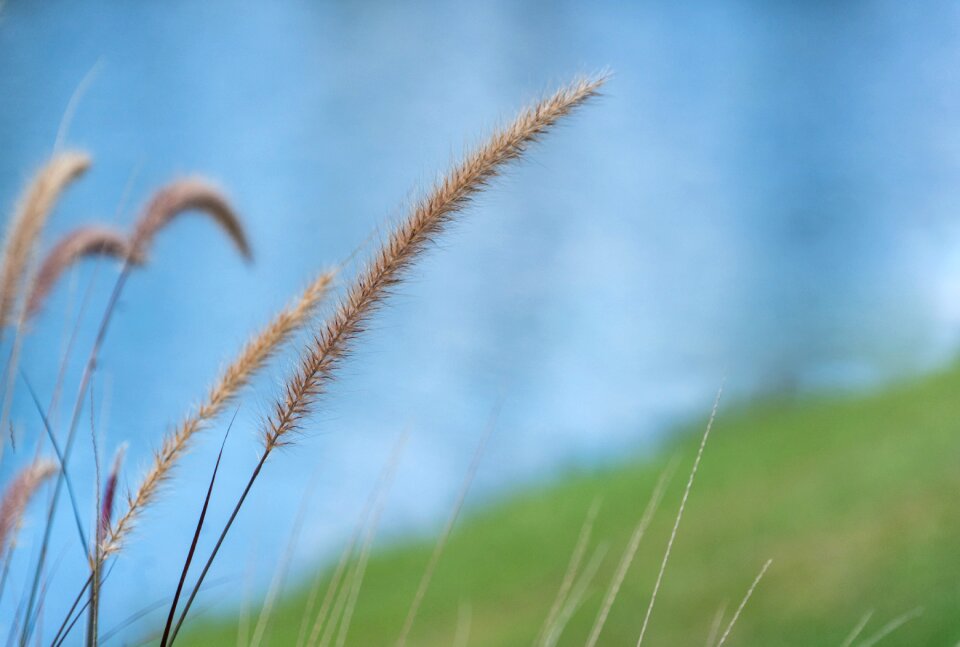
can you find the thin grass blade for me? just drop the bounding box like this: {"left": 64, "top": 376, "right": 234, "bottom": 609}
{"left": 161, "top": 413, "right": 235, "bottom": 647}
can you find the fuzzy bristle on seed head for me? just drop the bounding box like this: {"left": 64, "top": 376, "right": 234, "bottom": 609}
{"left": 103, "top": 269, "right": 336, "bottom": 555}
{"left": 24, "top": 225, "right": 134, "bottom": 321}
{"left": 261, "top": 73, "right": 606, "bottom": 451}
{"left": 0, "top": 460, "right": 57, "bottom": 554}
{"left": 104, "top": 73, "right": 604, "bottom": 557}
{"left": 129, "top": 178, "right": 252, "bottom": 262}
{"left": 0, "top": 151, "right": 91, "bottom": 328}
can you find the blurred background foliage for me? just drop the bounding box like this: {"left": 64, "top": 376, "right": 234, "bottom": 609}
{"left": 1, "top": 1, "right": 959, "bottom": 643}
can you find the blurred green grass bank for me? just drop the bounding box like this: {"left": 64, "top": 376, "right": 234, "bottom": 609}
{"left": 185, "top": 364, "right": 960, "bottom": 646}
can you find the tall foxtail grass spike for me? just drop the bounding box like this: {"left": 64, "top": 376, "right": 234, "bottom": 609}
{"left": 129, "top": 178, "right": 252, "bottom": 262}
{"left": 103, "top": 268, "right": 336, "bottom": 555}
{"left": 0, "top": 460, "right": 57, "bottom": 554}
{"left": 263, "top": 73, "right": 607, "bottom": 452}
{"left": 0, "top": 152, "right": 91, "bottom": 328}
{"left": 24, "top": 226, "right": 135, "bottom": 321}
{"left": 161, "top": 75, "right": 607, "bottom": 639}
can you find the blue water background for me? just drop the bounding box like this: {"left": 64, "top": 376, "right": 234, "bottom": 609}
{"left": 2, "top": 0, "right": 960, "bottom": 637}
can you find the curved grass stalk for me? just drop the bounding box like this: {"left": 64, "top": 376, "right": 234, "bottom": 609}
{"left": 714, "top": 559, "right": 772, "bottom": 647}
{"left": 542, "top": 544, "right": 607, "bottom": 647}
{"left": 262, "top": 74, "right": 606, "bottom": 454}
{"left": 302, "top": 434, "right": 408, "bottom": 647}
{"left": 840, "top": 610, "right": 873, "bottom": 647}
{"left": 395, "top": 410, "right": 496, "bottom": 647}
{"left": 536, "top": 499, "right": 601, "bottom": 646}
{"left": 704, "top": 602, "right": 727, "bottom": 647}
{"left": 856, "top": 607, "right": 922, "bottom": 647}
{"left": 637, "top": 386, "right": 723, "bottom": 646}
{"left": 585, "top": 462, "right": 674, "bottom": 647}
{"left": 163, "top": 73, "right": 607, "bottom": 643}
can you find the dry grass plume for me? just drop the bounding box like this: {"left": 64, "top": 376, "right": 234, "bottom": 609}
{"left": 150, "top": 75, "right": 607, "bottom": 643}
{"left": 263, "top": 73, "right": 607, "bottom": 453}
{"left": 0, "top": 152, "right": 90, "bottom": 328}
{"left": 0, "top": 460, "right": 57, "bottom": 555}
{"left": 24, "top": 225, "right": 134, "bottom": 320}
{"left": 103, "top": 268, "right": 336, "bottom": 554}
{"left": 129, "top": 178, "right": 252, "bottom": 262}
